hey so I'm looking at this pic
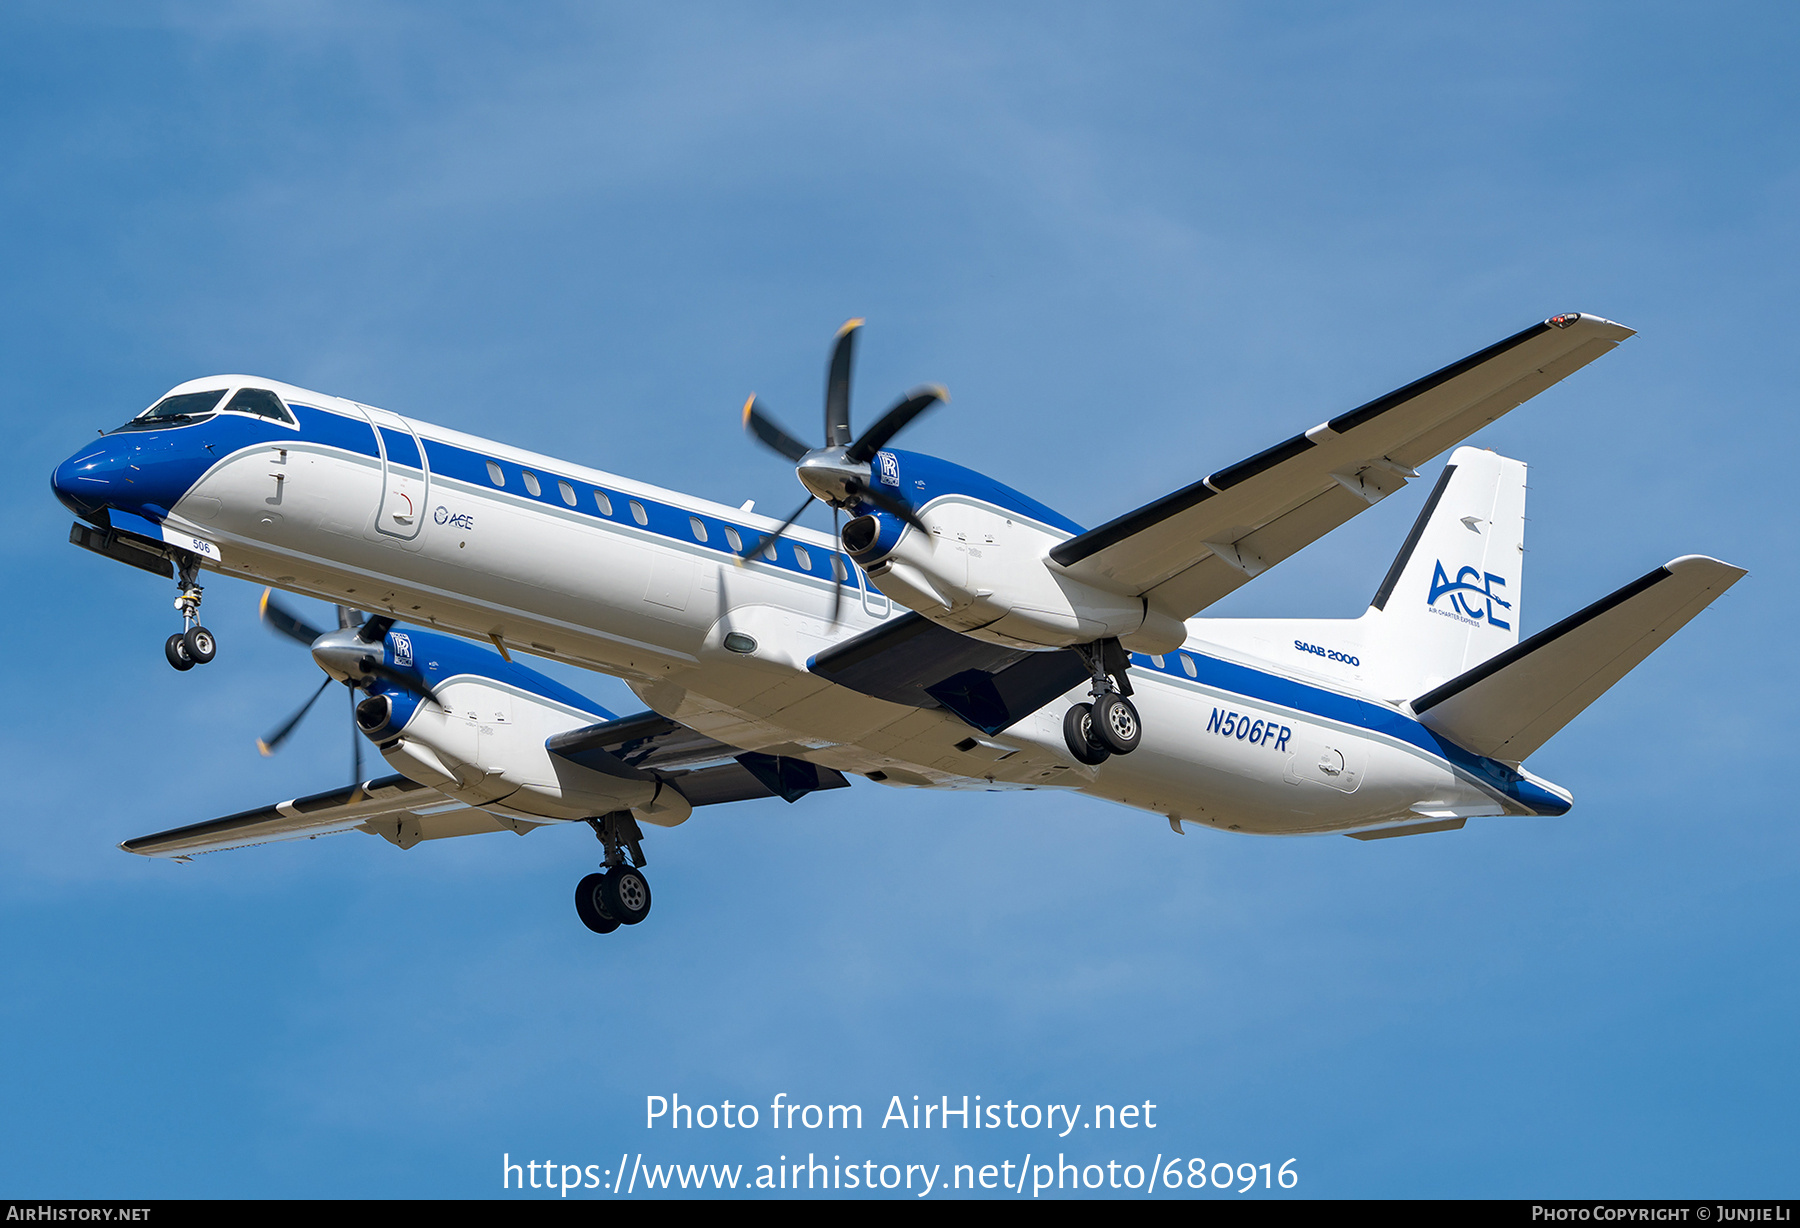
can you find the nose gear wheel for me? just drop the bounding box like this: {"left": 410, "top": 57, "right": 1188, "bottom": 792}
{"left": 164, "top": 551, "right": 218, "bottom": 670}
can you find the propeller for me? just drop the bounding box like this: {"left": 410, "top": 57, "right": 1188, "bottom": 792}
{"left": 741, "top": 319, "right": 945, "bottom": 623}
{"left": 256, "top": 589, "right": 438, "bottom": 781}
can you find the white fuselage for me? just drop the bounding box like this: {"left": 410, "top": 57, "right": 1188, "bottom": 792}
{"left": 161, "top": 381, "right": 1551, "bottom": 837}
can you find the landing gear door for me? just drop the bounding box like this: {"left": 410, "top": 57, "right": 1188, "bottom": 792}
{"left": 355, "top": 404, "right": 432, "bottom": 549}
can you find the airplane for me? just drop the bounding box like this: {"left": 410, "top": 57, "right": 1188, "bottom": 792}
{"left": 51, "top": 312, "right": 1745, "bottom": 933}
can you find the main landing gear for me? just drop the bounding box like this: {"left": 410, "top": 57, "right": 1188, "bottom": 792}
{"left": 164, "top": 553, "right": 217, "bottom": 672}
{"left": 1063, "top": 638, "right": 1141, "bottom": 765}
{"left": 575, "top": 811, "right": 653, "bottom": 934}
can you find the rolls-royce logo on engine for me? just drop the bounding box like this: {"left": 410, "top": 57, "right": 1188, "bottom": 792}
{"left": 878, "top": 451, "right": 900, "bottom": 487}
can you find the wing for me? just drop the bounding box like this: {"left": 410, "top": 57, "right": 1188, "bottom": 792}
{"left": 120, "top": 773, "right": 529, "bottom": 859}
{"left": 546, "top": 711, "right": 854, "bottom": 804}
{"left": 1049, "top": 313, "right": 1635, "bottom": 619}
{"left": 125, "top": 714, "right": 855, "bottom": 861}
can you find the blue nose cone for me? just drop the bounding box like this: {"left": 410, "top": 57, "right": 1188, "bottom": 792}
{"left": 51, "top": 431, "right": 210, "bottom": 525}
{"left": 52, "top": 442, "right": 125, "bottom": 521}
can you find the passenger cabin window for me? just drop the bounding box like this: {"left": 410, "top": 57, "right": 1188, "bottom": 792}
{"left": 689, "top": 516, "right": 708, "bottom": 543}
{"left": 794, "top": 544, "right": 812, "bottom": 571}
{"left": 724, "top": 527, "right": 742, "bottom": 552}
{"left": 121, "top": 389, "right": 228, "bottom": 431}
{"left": 832, "top": 555, "right": 848, "bottom": 582}
{"left": 761, "top": 538, "right": 778, "bottom": 562}
{"left": 486, "top": 461, "right": 505, "bottom": 486}
{"left": 594, "top": 490, "right": 613, "bottom": 515}
{"left": 221, "top": 387, "right": 296, "bottom": 425}
{"left": 629, "top": 500, "right": 648, "bottom": 526}
{"left": 1181, "top": 654, "right": 1198, "bottom": 678}
{"left": 521, "top": 470, "right": 541, "bottom": 496}
{"left": 559, "top": 480, "right": 576, "bottom": 506}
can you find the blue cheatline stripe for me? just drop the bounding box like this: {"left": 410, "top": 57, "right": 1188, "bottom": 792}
{"left": 1130, "top": 649, "right": 1569, "bottom": 816}
{"left": 283, "top": 400, "right": 858, "bottom": 589}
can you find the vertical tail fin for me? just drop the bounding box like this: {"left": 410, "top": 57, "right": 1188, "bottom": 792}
{"left": 1359, "top": 446, "right": 1527, "bottom": 701}
{"left": 1193, "top": 446, "right": 1528, "bottom": 701}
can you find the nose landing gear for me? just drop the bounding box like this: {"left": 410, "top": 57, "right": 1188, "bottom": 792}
{"left": 164, "top": 553, "right": 217, "bottom": 671}
{"left": 575, "top": 811, "right": 653, "bottom": 934}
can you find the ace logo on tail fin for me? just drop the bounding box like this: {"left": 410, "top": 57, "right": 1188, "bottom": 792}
{"left": 1427, "top": 562, "right": 1512, "bottom": 629}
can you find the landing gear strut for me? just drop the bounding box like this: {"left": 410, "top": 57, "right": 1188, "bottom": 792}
{"left": 1063, "top": 638, "right": 1141, "bottom": 762}
{"left": 164, "top": 552, "right": 217, "bottom": 671}
{"left": 575, "top": 811, "right": 652, "bottom": 933}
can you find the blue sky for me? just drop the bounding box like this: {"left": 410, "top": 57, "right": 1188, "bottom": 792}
{"left": 4, "top": 3, "right": 1795, "bottom": 1198}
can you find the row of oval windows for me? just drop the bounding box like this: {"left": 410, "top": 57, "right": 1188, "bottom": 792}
{"left": 482, "top": 459, "right": 847, "bottom": 580}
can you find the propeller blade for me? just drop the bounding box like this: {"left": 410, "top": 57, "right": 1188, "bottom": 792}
{"left": 358, "top": 655, "right": 442, "bottom": 708}
{"left": 742, "top": 494, "right": 815, "bottom": 563}
{"left": 351, "top": 685, "right": 364, "bottom": 786}
{"left": 845, "top": 478, "right": 927, "bottom": 531}
{"left": 845, "top": 385, "right": 946, "bottom": 463}
{"left": 358, "top": 615, "right": 396, "bottom": 644}
{"left": 743, "top": 396, "right": 810, "bottom": 463}
{"left": 257, "top": 676, "right": 333, "bottom": 756}
{"left": 828, "top": 506, "right": 844, "bottom": 627}
{"left": 260, "top": 588, "right": 326, "bottom": 646}
{"left": 824, "top": 318, "right": 862, "bottom": 448}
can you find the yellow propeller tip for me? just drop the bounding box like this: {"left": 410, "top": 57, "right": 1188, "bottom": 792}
{"left": 256, "top": 740, "right": 273, "bottom": 757}
{"left": 741, "top": 394, "right": 756, "bottom": 426}
{"left": 836, "top": 318, "right": 865, "bottom": 337}
{"left": 259, "top": 588, "right": 270, "bottom": 615}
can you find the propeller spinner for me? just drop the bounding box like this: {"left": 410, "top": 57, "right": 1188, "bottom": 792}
{"left": 741, "top": 320, "right": 946, "bottom": 622}
{"left": 256, "top": 589, "right": 439, "bottom": 781}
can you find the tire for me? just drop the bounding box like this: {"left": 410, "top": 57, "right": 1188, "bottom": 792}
{"left": 600, "top": 865, "right": 652, "bottom": 925}
{"left": 183, "top": 625, "right": 217, "bottom": 665}
{"left": 1093, "top": 692, "right": 1142, "bottom": 755}
{"left": 574, "top": 872, "right": 619, "bottom": 934}
{"left": 164, "top": 633, "right": 195, "bottom": 672}
{"left": 1062, "top": 703, "right": 1110, "bottom": 765}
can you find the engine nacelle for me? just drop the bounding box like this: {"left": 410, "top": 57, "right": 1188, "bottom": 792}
{"left": 844, "top": 500, "right": 1185, "bottom": 655}
{"left": 356, "top": 678, "right": 692, "bottom": 827}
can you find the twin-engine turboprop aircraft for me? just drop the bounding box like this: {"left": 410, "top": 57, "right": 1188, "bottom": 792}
{"left": 52, "top": 313, "right": 1745, "bottom": 933}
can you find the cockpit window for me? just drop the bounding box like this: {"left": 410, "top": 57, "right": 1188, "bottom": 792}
{"left": 119, "top": 389, "right": 228, "bottom": 431}
{"left": 221, "top": 387, "right": 296, "bottom": 425}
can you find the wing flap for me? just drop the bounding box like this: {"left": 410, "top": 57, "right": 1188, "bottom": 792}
{"left": 1412, "top": 556, "right": 1746, "bottom": 761}
{"left": 809, "top": 612, "right": 1088, "bottom": 735}
{"left": 546, "top": 712, "right": 853, "bottom": 804}
{"left": 1049, "top": 315, "right": 1633, "bottom": 615}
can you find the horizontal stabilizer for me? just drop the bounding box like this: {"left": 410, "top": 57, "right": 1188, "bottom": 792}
{"left": 1412, "top": 555, "right": 1745, "bottom": 761}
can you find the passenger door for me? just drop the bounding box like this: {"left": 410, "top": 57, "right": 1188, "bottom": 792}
{"left": 356, "top": 403, "right": 432, "bottom": 550}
